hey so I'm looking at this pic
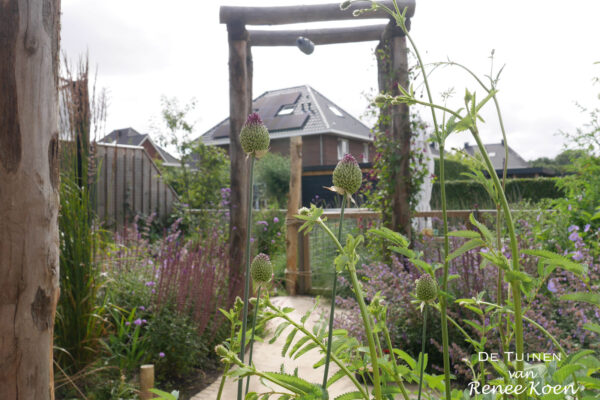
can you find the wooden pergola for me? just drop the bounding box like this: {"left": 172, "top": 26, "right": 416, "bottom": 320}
{"left": 220, "top": 0, "right": 416, "bottom": 296}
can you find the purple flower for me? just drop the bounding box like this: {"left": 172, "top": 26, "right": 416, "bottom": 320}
{"left": 277, "top": 232, "right": 281, "bottom": 237}
{"left": 572, "top": 251, "right": 584, "bottom": 261}
{"left": 568, "top": 204, "right": 572, "bottom": 211}
{"left": 134, "top": 318, "right": 142, "bottom": 326}
{"left": 547, "top": 279, "right": 557, "bottom": 293}
{"left": 139, "top": 306, "right": 146, "bottom": 311}
{"left": 257, "top": 220, "right": 268, "bottom": 226}
{"left": 271, "top": 240, "right": 276, "bottom": 244}
{"left": 584, "top": 224, "right": 591, "bottom": 233}
{"left": 263, "top": 227, "right": 267, "bottom": 231}
{"left": 145, "top": 281, "right": 155, "bottom": 287}
{"left": 250, "top": 237, "right": 255, "bottom": 243}
{"left": 125, "top": 321, "right": 131, "bottom": 326}
{"left": 273, "top": 217, "right": 279, "bottom": 223}
{"left": 159, "top": 352, "right": 165, "bottom": 358}
{"left": 568, "top": 225, "right": 579, "bottom": 232}
{"left": 568, "top": 231, "right": 580, "bottom": 242}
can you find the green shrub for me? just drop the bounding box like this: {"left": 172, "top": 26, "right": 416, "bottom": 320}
{"left": 433, "top": 157, "right": 472, "bottom": 180}
{"left": 255, "top": 153, "right": 290, "bottom": 207}
{"left": 431, "top": 177, "right": 564, "bottom": 209}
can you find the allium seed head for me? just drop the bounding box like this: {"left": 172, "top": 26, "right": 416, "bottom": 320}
{"left": 416, "top": 273, "right": 437, "bottom": 302}
{"left": 240, "top": 112, "right": 270, "bottom": 158}
{"left": 251, "top": 253, "right": 273, "bottom": 284}
{"left": 332, "top": 153, "right": 362, "bottom": 195}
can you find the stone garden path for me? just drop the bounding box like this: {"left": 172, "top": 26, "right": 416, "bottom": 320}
{"left": 191, "top": 296, "right": 362, "bottom": 400}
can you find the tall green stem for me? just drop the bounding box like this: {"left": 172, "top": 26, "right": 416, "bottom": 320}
{"left": 245, "top": 285, "right": 262, "bottom": 395}
{"left": 318, "top": 220, "right": 382, "bottom": 400}
{"left": 238, "top": 156, "right": 255, "bottom": 400}
{"left": 417, "top": 305, "right": 428, "bottom": 400}
{"left": 322, "top": 194, "right": 347, "bottom": 389}
{"left": 469, "top": 128, "right": 525, "bottom": 398}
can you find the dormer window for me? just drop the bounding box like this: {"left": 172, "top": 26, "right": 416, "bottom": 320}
{"left": 328, "top": 105, "right": 344, "bottom": 117}
{"left": 277, "top": 105, "right": 295, "bottom": 116}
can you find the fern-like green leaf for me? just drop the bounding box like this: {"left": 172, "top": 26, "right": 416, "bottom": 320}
{"left": 446, "top": 238, "right": 484, "bottom": 263}
{"left": 293, "top": 342, "right": 320, "bottom": 360}
{"left": 289, "top": 336, "right": 311, "bottom": 358}
{"left": 282, "top": 328, "right": 299, "bottom": 357}
{"left": 333, "top": 391, "right": 364, "bottom": 400}
{"left": 560, "top": 292, "right": 600, "bottom": 306}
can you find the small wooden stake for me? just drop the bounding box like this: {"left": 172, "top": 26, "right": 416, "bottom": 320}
{"left": 140, "top": 364, "right": 155, "bottom": 400}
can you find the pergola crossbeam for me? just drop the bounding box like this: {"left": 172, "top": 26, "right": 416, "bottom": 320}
{"left": 248, "top": 24, "right": 388, "bottom": 46}
{"left": 220, "top": 0, "right": 415, "bottom": 26}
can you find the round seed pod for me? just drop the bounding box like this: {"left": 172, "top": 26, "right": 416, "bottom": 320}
{"left": 415, "top": 273, "right": 437, "bottom": 302}
{"left": 240, "top": 113, "right": 270, "bottom": 158}
{"left": 250, "top": 253, "right": 273, "bottom": 284}
{"left": 332, "top": 153, "right": 362, "bottom": 195}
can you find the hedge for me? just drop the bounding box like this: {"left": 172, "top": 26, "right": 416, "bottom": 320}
{"left": 433, "top": 158, "right": 473, "bottom": 180}
{"left": 430, "top": 177, "right": 565, "bottom": 209}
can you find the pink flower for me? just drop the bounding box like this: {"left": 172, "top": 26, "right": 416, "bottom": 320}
{"left": 159, "top": 352, "right": 165, "bottom": 358}
{"left": 273, "top": 217, "right": 279, "bottom": 223}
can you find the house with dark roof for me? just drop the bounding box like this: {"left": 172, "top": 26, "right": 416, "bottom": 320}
{"left": 199, "top": 85, "right": 375, "bottom": 167}
{"left": 99, "top": 128, "right": 180, "bottom": 167}
{"left": 463, "top": 141, "right": 555, "bottom": 178}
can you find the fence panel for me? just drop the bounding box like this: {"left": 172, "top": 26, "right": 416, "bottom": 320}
{"left": 95, "top": 143, "right": 177, "bottom": 228}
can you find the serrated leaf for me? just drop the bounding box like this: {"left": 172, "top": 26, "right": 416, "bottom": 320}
{"left": 393, "top": 349, "right": 416, "bottom": 370}
{"left": 504, "top": 269, "right": 533, "bottom": 283}
{"left": 289, "top": 336, "right": 311, "bottom": 358}
{"left": 334, "top": 391, "right": 364, "bottom": 400}
{"left": 583, "top": 322, "right": 600, "bottom": 334}
{"left": 448, "top": 230, "right": 481, "bottom": 239}
{"left": 269, "top": 321, "right": 290, "bottom": 344}
{"left": 262, "top": 371, "right": 319, "bottom": 395}
{"left": 469, "top": 214, "right": 495, "bottom": 245}
{"left": 446, "top": 238, "right": 484, "bottom": 263}
{"left": 293, "top": 342, "right": 319, "bottom": 359}
{"left": 560, "top": 292, "right": 600, "bottom": 306}
{"left": 326, "top": 369, "right": 346, "bottom": 388}
{"left": 389, "top": 245, "right": 415, "bottom": 259}
{"left": 368, "top": 226, "right": 409, "bottom": 247}
{"left": 523, "top": 249, "right": 587, "bottom": 278}
{"left": 282, "top": 328, "right": 299, "bottom": 357}
{"left": 553, "top": 364, "right": 584, "bottom": 384}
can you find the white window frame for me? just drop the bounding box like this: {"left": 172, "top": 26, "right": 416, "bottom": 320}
{"left": 362, "top": 143, "right": 369, "bottom": 162}
{"left": 337, "top": 138, "right": 349, "bottom": 160}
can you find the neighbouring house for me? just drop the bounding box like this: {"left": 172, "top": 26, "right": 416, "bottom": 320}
{"left": 200, "top": 85, "right": 374, "bottom": 166}
{"left": 199, "top": 85, "right": 375, "bottom": 206}
{"left": 99, "top": 127, "right": 180, "bottom": 167}
{"left": 462, "top": 141, "right": 555, "bottom": 178}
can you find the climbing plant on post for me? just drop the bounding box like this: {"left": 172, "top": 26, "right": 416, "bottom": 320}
{"left": 0, "top": 0, "right": 61, "bottom": 398}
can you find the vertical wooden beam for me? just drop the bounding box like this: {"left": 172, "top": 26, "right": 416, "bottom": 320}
{"left": 139, "top": 364, "right": 154, "bottom": 400}
{"left": 285, "top": 137, "right": 302, "bottom": 295}
{"left": 390, "top": 32, "right": 411, "bottom": 242}
{"left": 227, "top": 22, "right": 251, "bottom": 298}
{"left": 377, "top": 21, "right": 412, "bottom": 241}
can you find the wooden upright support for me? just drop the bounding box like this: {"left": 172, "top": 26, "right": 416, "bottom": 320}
{"left": 285, "top": 137, "right": 303, "bottom": 295}
{"left": 227, "top": 22, "right": 253, "bottom": 299}
{"left": 377, "top": 21, "right": 412, "bottom": 241}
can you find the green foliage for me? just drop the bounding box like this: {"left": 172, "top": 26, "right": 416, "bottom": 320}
{"left": 431, "top": 177, "right": 564, "bottom": 209}
{"left": 433, "top": 157, "right": 473, "bottom": 180}
{"left": 144, "top": 308, "right": 208, "bottom": 381}
{"left": 155, "top": 96, "right": 230, "bottom": 229}
{"left": 255, "top": 153, "right": 291, "bottom": 207}
{"left": 100, "top": 306, "right": 149, "bottom": 373}
{"left": 253, "top": 209, "right": 286, "bottom": 256}
{"left": 530, "top": 149, "right": 587, "bottom": 174}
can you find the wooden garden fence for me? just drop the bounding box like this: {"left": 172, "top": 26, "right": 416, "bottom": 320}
{"left": 94, "top": 143, "right": 178, "bottom": 228}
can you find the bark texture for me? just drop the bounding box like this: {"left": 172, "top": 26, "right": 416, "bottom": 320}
{"left": 0, "top": 0, "right": 61, "bottom": 398}
{"left": 227, "top": 23, "right": 252, "bottom": 300}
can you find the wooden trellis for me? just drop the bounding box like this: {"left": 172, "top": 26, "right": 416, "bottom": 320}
{"left": 220, "top": 0, "right": 416, "bottom": 295}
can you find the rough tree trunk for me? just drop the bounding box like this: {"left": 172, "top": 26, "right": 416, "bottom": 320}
{"left": 227, "top": 22, "right": 252, "bottom": 301}
{"left": 377, "top": 21, "right": 411, "bottom": 242}
{"left": 0, "top": 0, "right": 61, "bottom": 399}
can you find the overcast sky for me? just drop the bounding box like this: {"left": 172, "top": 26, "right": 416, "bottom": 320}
{"left": 61, "top": 0, "right": 600, "bottom": 160}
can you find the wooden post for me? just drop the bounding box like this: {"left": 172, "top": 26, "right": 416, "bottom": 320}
{"left": 0, "top": 0, "right": 61, "bottom": 398}
{"left": 285, "top": 137, "right": 302, "bottom": 295}
{"left": 377, "top": 21, "right": 412, "bottom": 242}
{"left": 139, "top": 364, "right": 155, "bottom": 400}
{"left": 227, "top": 22, "right": 252, "bottom": 300}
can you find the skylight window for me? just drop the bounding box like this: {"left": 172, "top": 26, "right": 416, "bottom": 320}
{"left": 328, "top": 105, "right": 344, "bottom": 117}
{"left": 277, "top": 105, "right": 295, "bottom": 116}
